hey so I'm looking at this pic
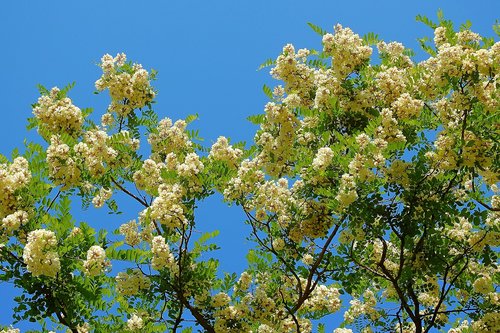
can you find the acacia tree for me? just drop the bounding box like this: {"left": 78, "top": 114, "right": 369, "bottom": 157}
{"left": 0, "top": 14, "right": 499, "bottom": 333}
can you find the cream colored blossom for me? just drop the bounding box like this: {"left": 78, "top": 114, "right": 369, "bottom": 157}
{"left": 133, "top": 158, "right": 164, "bottom": 195}
{"left": 76, "top": 322, "right": 90, "bottom": 333}
{"left": 312, "top": 147, "right": 333, "bottom": 171}
{"left": 0, "top": 328, "right": 20, "bottom": 333}
{"left": 212, "top": 292, "right": 231, "bottom": 307}
{"left": 334, "top": 329, "right": 353, "bottom": 333}
{"left": 1, "top": 210, "right": 28, "bottom": 235}
{"left": 336, "top": 174, "right": 358, "bottom": 208}
{"left": 92, "top": 187, "right": 113, "bottom": 208}
{"left": 303, "top": 284, "right": 341, "bottom": 313}
{"left": 74, "top": 129, "right": 118, "bottom": 177}
{"left": 235, "top": 271, "right": 252, "bottom": 292}
{"left": 22, "top": 229, "right": 60, "bottom": 277}
{"left": 96, "top": 53, "right": 155, "bottom": 116}
{"left": 151, "top": 236, "right": 175, "bottom": 271}
{"left": 33, "top": 87, "right": 83, "bottom": 135}
{"left": 83, "top": 245, "right": 109, "bottom": 276}
{"left": 471, "top": 312, "right": 500, "bottom": 333}
{"left": 116, "top": 269, "right": 151, "bottom": 296}
{"left": 0, "top": 157, "right": 31, "bottom": 219}
{"left": 148, "top": 118, "right": 192, "bottom": 160}
{"left": 127, "top": 314, "right": 144, "bottom": 331}
{"left": 119, "top": 220, "right": 141, "bottom": 246}
{"left": 147, "top": 184, "right": 187, "bottom": 228}
{"left": 46, "top": 135, "right": 80, "bottom": 188}
{"left": 391, "top": 93, "right": 423, "bottom": 119}
{"left": 434, "top": 26, "right": 447, "bottom": 47}
{"left": 322, "top": 24, "right": 372, "bottom": 77}
{"left": 209, "top": 136, "right": 243, "bottom": 168}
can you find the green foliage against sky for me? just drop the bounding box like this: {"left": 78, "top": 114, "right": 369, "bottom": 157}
{"left": 1, "top": 11, "right": 499, "bottom": 333}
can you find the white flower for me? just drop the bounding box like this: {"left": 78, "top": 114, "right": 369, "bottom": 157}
{"left": 127, "top": 314, "right": 144, "bottom": 330}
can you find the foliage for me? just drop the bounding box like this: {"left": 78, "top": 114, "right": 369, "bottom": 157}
{"left": 0, "top": 13, "right": 499, "bottom": 333}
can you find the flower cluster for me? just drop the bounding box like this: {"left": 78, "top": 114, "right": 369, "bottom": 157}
{"left": 270, "top": 44, "right": 315, "bottom": 105}
{"left": 302, "top": 284, "right": 341, "bottom": 313}
{"left": 116, "top": 269, "right": 151, "bottom": 296}
{"left": 32, "top": 87, "right": 83, "bottom": 135}
{"left": 208, "top": 136, "right": 243, "bottom": 168}
{"left": 255, "top": 101, "right": 299, "bottom": 176}
{"left": 471, "top": 312, "right": 500, "bottom": 333}
{"left": 375, "top": 66, "right": 407, "bottom": 103}
{"left": 119, "top": 220, "right": 141, "bottom": 246}
{"left": 234, "top": 271, "right": 252, "bottom": 292}
{"left": 375, "top": 108, "right": 406, "bottom": 144}
{"left": 1, "top": 210, "right": 28, "bottom": 236}
{"left": 177, "top": 152, "right": 204, "bottom": 191}
{"left": 334, "top": 329, "right": 353, "bottom": 333}
{"left": 147, "top": 184, "right": 187, "bottom": 228}
{"left": 212, "top": 292, "right": 231, "bottom": 308}
{"left": 22, "top": 229, "right": 60, "bottom": 277}
{"left": 473, "top": 274, "right": 494, "bottom": 294}
{"left": 133, "top": 158, "right": 164, "bottom": 195}
{"left": 312, "top": 147, "right": 333, "bottom": 171}
{"left": 377, "top": 41, "right": 412, "bottom": 67}
{"left": 46, "top": 135, "right": 81, "bottom": 188}
{"left": 150, "top": 235, "right": 175, "bottom": 271}
{"left": 148, "top": 118, "right": 192, "bottom": 160}
{"left": 344, "top": 290, "right": 379, "bottom": 322}
{"left": 0, "top": 157, "right": 31, "bottom": 219}
{"left": 91, "top": 187, "right": 113, "bottom": 208}
{"left": 126, "top": 314, "right": 144, "bottom": 331}
{"left": 391, "top": 93, "right": 423, "bottom": 120}
{"left": 83, "top": 245, "right": 109, "bottom": 276}
{"left": 0, "top": 328, "right": 20, "bottom": 333}
{"left": 76, "top": 322, "right": 90, "bottom": 333}
{"left": 335, "top": 173, "right": 358, "bottom": 208}
{"left": 251, "top": 178, "right": 293, "bottom": 226}
{"left": 74, "top": 129, "right": 117, "bottom": 177}
{"left": 223, "top": 159, "right": 265, "bottom": 201}
{"left": 95, "top": 53, "right": 155, "bottom": 116}
{"left": 447, "top": 320, "right": 470, "bottom": 333}
{"left": 322, "top": 24, "right": 372, "bottom": 77}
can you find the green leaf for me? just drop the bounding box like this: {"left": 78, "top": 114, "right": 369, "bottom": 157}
{"left": 307, "top": 22, "right": 327, "bottom": 36}
{"left": 258, "top": 58, "right": 275, "bottom": 70}
{"left": 416, "top": 14, "right": 438, "bottom": 29}
{"left": 459, "top": 20, "right": 472, "bottom": 31}
{"left": 363, "top": 32, "right": 380, "bottom": 46}
{"left": 436, "top": 8, "right": 444, "bottom": 22}
{"left": 262, "top": 84, "right": 273, "bottom": 99}
{"left": 193, "top": 230, "right": 220, "bottom": 254}
{"left": 307, "top": 59, "right": 327, "bottom": 69}
{"left": 493, "top": 20, "right": 500, "bottom": 37}
{"left": 36, "top": 84, "right": 50, "bottom": 95}
{"left": 185, "top": 113, "right": 199, "bottom": 124}
{"left": 247, "top": 114, "right": 265, "bottom": 125}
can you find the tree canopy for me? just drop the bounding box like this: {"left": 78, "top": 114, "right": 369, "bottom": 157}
{"left": 0, "top": 13, "right": 499, "bottom": 333}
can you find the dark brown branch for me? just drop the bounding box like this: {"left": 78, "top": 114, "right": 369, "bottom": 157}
{"left": 110, "top": 176, "right": 149, "bottom": 208}
{"left": 376, "top": 237, "right": 418, "bottom": 325}
{"left": 178, "top": 293, "right": 214, "bottom": 333}
{"left": 45, "top": 190, "right": 61, "bottom": 213}
{"left": 291, "top": 221, "right": 341, "bottom": 313}
{"left": 172, "top": 304, "right": 184, "bottom": 332}
{"left": 476, "top": 200, "right": 500, "bottom": 211}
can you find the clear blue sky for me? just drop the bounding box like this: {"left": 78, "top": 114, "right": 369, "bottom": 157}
{"left": 1, "top": 1, "right": 499, "bottom": 331}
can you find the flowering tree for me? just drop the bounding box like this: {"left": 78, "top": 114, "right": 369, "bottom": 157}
{"left": 0, "top": 14, "right": 499, "bottom": 333}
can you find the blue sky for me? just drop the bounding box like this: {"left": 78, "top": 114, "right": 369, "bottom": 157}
{"left": 1, "top": 0, "right": 499, "bottom": 331}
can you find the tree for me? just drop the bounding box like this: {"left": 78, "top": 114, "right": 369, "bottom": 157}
{"left": 0, "top": 13, "right": 498, "bottom": 333}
